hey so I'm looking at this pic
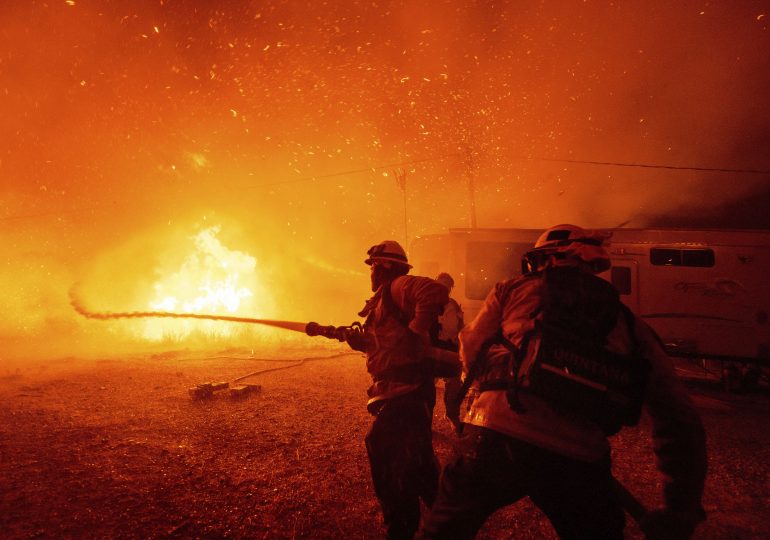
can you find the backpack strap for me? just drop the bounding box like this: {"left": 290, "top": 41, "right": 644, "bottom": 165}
{"left": 503, "top": 331, "right": 531, "bottom": 413}
{"left": 380, "top": 280, "right": 411, "bottom": 328}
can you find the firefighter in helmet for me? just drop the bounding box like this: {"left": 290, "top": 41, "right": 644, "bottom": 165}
{"left": 421, "top": 225, "right": 707, "bottom": 539}
{"left": 354, "top": 240, "right": 449, "bottom": 539}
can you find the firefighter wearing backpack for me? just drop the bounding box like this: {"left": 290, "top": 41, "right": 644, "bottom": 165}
{"left": 351, "top": 240, "right": 449, "bottom": 539}
{"left": 421, "top": 225, "right": 707, "bottom": 539}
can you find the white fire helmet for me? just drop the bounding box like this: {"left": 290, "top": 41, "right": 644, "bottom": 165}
{"left": 365, "top": 240, "right": 412, "bottom": 268}
{"left": 523, "top": 224, "right": 611, "bottom": 274}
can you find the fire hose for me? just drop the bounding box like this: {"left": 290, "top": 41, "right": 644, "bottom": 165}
{"left": 70, "top": 294, "right": 312, "bottom": 333}
{"left": 70, "top": 289, "right": 357, "bottom": 339}
{"left": 69, "top": 291, "right": 460, "bottom": 377}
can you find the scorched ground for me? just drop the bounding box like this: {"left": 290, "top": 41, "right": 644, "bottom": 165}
{"left": 1, "top": 346, "right": 768, "bottom": 539}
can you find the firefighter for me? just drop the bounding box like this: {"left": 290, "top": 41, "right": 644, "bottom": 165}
{"left": 421, "top": 225, "right": 707, "bottom": 539}
{"left": 431, "top": 272, "right": 465, "bottom": 434}
{"left": 352, "top": 240, "right": 449, "bottom": 539}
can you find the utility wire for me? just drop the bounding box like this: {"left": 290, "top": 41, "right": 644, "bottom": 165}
{"left": 252, "top": 153, "right": 461, "bottom": 188}
{"left": 249, "top": 154, "right": 770, "bottom": 190}
{"left": 539, "top": 157, "right": 770, "bottom": 175}
{"left": 4, "top": 154, "right": 768, "bottom": 223}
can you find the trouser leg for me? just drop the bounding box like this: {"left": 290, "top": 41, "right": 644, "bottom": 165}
{"left": 529, "top": 451, "right": 625, "bottom": 540}
{"left": 416, "top": 431, "right": 440, "bottom": 509}
{"left": 366, "top": 394, "right": 438, "bottom": 539}
{"left": 421, "top": 426, "right": 527, "bottom": 539}
{"left": 423, "top": 427, "right": 625, "bottom": 540}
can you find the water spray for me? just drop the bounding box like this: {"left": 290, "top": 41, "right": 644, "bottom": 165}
{"left": 70, "top": 289, "right": 309, "bottom": 333}
{"left": 69, "top": 287, "right": 460, "bottom": 377}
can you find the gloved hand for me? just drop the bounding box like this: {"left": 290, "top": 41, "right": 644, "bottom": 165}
{"left": 640, "top": 507, "right": 705, "bottom": 540}
{"left": 345, "top": 329, "right": 368, "bottom": 352}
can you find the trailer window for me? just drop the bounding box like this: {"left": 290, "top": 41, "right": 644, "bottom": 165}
{"left": 611, "top": 267, "right": 632, "bottom": 295}
{"left": 650, "top": 248, "right": 715, "bottom": 267}
{"left": 466, "top": 241, "right": 529, "bottom": 300}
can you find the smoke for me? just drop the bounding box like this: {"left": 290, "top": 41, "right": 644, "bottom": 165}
{"left": 2, "top": 1, "right": 768, "bottom": 359}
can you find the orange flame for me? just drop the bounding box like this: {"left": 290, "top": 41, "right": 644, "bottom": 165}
{"left": 141, "top": 226, "right": 271, "bottom": 341}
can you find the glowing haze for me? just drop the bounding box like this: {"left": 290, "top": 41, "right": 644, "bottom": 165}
{"left": 1, "top": 1, "right": 768, "bottom": 359}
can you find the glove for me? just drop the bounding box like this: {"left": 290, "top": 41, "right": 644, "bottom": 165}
{"left": 345, "top": 329, "right": 368, "bottom": 352}
{"left": 640, "top": 507, "right": 705, "bottom": 540}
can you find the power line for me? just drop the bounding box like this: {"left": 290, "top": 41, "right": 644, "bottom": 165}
{"left": 251, "top": 153, "right": 461, "bottom": 188}
{"left": 4, "top": 154, "right": 768, "bottom": 223}
{"left": 538, "top": 157, "right": 770, "bottom": 175}
{"left": 249, "top": 154, "right": 770, "bottom": 190}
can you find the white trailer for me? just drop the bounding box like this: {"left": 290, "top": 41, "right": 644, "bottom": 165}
{"left": 410, "top": 227, "right": 770, "bottom": 383}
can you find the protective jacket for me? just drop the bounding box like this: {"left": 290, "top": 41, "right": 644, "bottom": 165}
{"left": 460, "top": 270, "right": 707, "bottom": 513}
{"left": 360, "top": 274, "right": 448, "bottom": 408}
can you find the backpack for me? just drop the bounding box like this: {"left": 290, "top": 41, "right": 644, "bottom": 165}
{"left": 504, "top": 267, "right": 650, "bottom": 435}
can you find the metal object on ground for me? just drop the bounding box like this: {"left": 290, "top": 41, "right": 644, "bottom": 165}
{"left": 229, "top": 384, "right": 261, "bottom": 400}
{"left": 188, "top": 386, "right": 212, "bottom": 400}
{"left": 188, "top": 381, "right": 229, "bottom": 400}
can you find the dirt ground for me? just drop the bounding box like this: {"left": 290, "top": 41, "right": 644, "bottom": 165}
{"left": 1, "top": 346, "right": 769, "bottom": 539}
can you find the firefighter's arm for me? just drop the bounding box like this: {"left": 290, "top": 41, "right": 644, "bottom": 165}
{"left": 459, "top": 284, "right": 504, "bottom": 376}
{"left": 637, "top": 319, "right": 707, "bottom": 537}
{"left": 399, "top": 276, "right": 449, "bottom": 337}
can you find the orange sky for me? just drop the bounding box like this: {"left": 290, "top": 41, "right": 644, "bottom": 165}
{"left": 1, "top": 1, "right": 768, "bottom": 359}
